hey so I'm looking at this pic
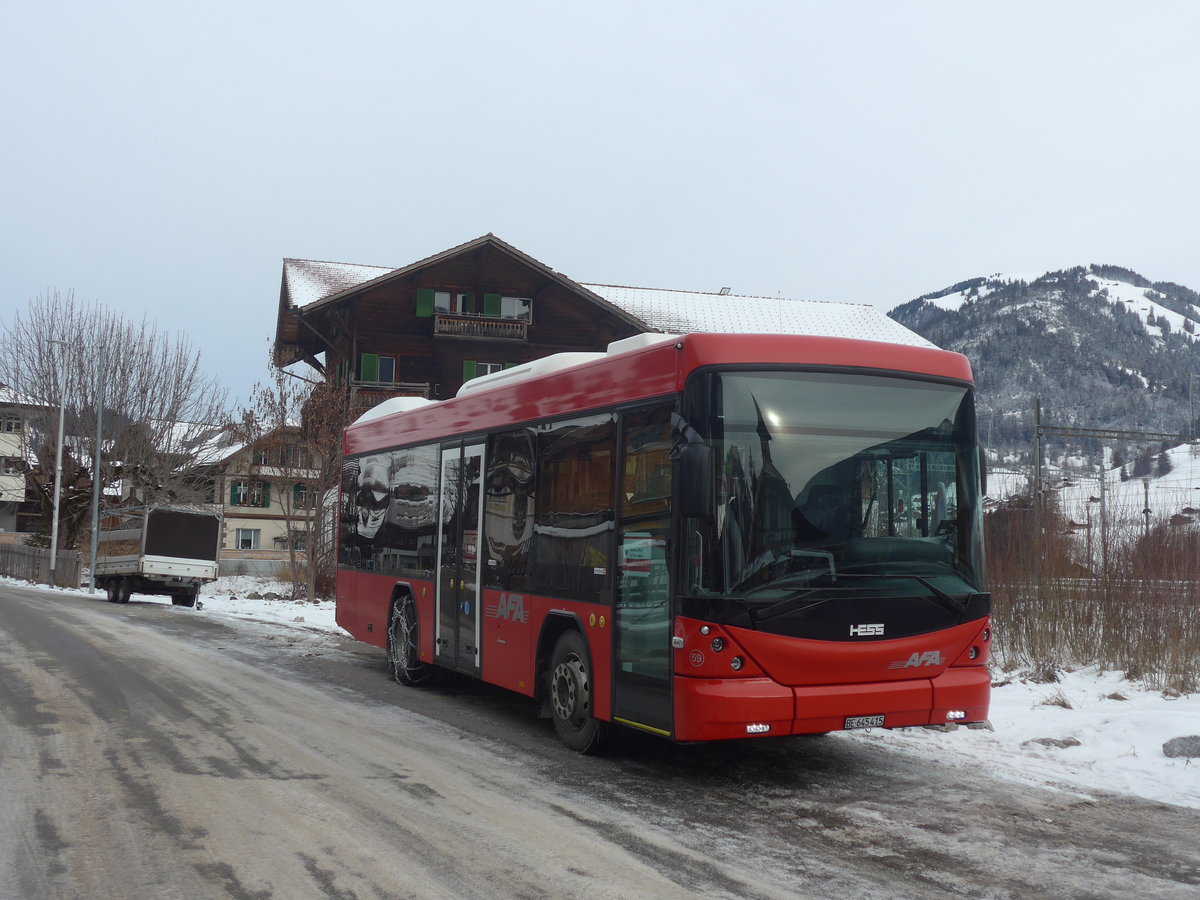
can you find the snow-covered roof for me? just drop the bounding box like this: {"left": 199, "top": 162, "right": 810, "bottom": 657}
{"left": 283, "top": 259, "right": 395, "bottom": 309}
{"left": 277, "top": 247, "right": 935, "bottom": 348}
{"left": 0, "top": 383, "right": 50, "bottom": 410}
{"left": 580, "top": 284, "right": 936, "bottom": 348}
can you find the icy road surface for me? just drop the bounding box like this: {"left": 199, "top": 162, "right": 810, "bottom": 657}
{"left": 1, "top": 582, "right": 1197, "bottom": 899}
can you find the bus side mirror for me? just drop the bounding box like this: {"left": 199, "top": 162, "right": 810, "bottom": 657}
{"left": 678, "top": 443, "right": 714, "bottom": 518}
{"left": 978, "top": 445, "right": 988, "bottom": 496}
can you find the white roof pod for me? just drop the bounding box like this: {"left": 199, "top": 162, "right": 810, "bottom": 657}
{"left": 456, "top": 333, "right": 683, "bottom": 398}
{"left": 353, "top": 396, "right": 438, "bottom": 425}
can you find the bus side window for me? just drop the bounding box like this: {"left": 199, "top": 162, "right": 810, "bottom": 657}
{"left": 534, "top": 415, "right": 616, "bottom": 601}
{"left": 483, "top": 428, "right": 536, "bottom": 590}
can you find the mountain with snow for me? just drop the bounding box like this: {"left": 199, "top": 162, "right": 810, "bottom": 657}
{"left": 889, "top": 265, "right": 1200, "bottom": 455}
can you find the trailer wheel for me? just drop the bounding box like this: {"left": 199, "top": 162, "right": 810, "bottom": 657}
{"left": 112, "top": 581, "right": 131, "bottom": 604}
{"left": 549, "top": 630, "right": 608, "bottom": 754}
{"left": 172, "top": 589, "right": 199, "bottom": 608}
{"left": 388, "top": 597, "right": 433, "bottom": 686}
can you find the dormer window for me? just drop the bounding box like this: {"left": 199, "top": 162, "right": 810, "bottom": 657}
{"left": 499, "top": 296, "right": 532, "bottom": 321}
{"left": 434, "top": 291, "right": 474, "bottom": 315}
{"left": 417, "top": 288, "right": 532, "bottom": 322}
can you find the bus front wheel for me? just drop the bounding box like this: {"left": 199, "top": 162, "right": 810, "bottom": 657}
{"left": 549, "top": 631, "right": 608, "bottom": 754}
{"left": 389, "top": 597, "right": 433, "bottom": 686}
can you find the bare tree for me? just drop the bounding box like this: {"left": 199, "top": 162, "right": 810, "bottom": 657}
{"left": 235, "top": 356, "right": 349, "bottom": 600}
{"left": 0, "top": 289, "right": 229, "bottom": 548}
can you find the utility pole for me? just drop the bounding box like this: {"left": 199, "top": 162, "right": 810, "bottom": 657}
{"left": 47, "top": 339, "right": 68, "bottom": 585}
{"left": 87, "top": 345, "right": 106, "bottom": 594}
{"left": 1032, "top": 398, "right": 1042, "bottom": 507}
{"left": 1142, "top": 477, "right": 1152, "bottom": 540}
{"left": 1190, "top": 374, "right": 1197, "bottom": 439}
{"left": 1099, "top": 466, "right": 1108, "bottom": 578}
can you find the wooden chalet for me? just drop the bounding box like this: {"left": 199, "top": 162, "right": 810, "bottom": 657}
{"left": 275, "top": 234, "right": 648, "bottom": 416}
{"left": 274, "top": 233, "right": 933, "bottom": 419}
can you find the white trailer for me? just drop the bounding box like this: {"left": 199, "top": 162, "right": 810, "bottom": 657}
{"left": 94, "top": 507, "right": 222, "bottom": 607}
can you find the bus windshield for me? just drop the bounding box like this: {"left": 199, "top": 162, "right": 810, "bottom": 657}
{"left": 685, "top": 371, "right": 984, "bottom": 602}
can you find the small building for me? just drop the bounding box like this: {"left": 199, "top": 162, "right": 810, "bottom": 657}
{"left": 0, "top": 385, "right": 48, "bottom": 537}
{"left": 192, "top": 426, "right": 321, "bottom": 577}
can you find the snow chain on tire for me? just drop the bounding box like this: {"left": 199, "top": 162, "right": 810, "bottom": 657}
{"left": 390, "top": 599, "right": 432, "bottom": 685}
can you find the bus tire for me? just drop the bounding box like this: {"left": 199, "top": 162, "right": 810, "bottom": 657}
{"left": 549, "top": 630, "right": 608, "bottom": 754}
{"left": 389, "top": 597, "right": 433, "bottom": 686}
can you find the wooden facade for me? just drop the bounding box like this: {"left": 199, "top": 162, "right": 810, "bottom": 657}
{"left": 275, "top": 235, "right": 651, "bottom": 415}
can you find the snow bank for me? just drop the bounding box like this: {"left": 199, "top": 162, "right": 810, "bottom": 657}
{"left": 846, "top": 666, "right": 1200, "bottom": 810}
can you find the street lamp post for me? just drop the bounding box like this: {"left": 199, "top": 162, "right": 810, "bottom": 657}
{"left": 47, "top": 339, "right": 68, "bottom": 586}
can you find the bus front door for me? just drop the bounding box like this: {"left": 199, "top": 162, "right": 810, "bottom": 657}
{"left": 435, "top": 441, "right": 485, "bottom": 674}
{"left": 612, "top": 404, "right": 674, "bottom": 737}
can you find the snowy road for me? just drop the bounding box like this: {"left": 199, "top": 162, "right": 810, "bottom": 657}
{"left": 1, "top": 584, "right": 1197, "bottom": 899}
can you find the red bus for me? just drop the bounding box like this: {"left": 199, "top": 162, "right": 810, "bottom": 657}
{"left": 337, "top": 332, "right": 991, "bottom": 752}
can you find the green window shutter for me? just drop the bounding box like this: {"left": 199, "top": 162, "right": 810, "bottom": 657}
{"left": 462, "top": 291, "right": 475, "bottom": 314}
{"left": 503, "top": 362, "right": 516, "bottom": 369}
{"left": 483, "top": 293, "right": 502, "bottom": 317}
{"left": 360, "top": 353, "right": 379, "bottom": 382}
{"left": 261, "top": 482, "right": 271, "bottom": 508}
{"left": 230, "top": 482, "right": 238, "bottom": 505}
{"left": 463, "top": 360, "right": 477, "bottom": 381}
{"left": 293, "top": 483, "right": 305, "bottom": 505}
{"left": 416, "top": 288, "right": 435, "bottom": 317}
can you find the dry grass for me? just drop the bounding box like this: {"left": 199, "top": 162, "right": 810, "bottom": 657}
{"left": 986, "top": 494, "right": 1200, "bottom": 693}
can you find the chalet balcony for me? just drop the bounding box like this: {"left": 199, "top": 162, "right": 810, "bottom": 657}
{"left": 351, "top": 381, "right": 432, "bottom": 415}
{"left": 434, "top": 313, "right": 528, "bottom": 341}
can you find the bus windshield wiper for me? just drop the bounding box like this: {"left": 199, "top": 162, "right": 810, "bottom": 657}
{"left": 748, "top": 588, "right": 839, "bottom": 624}
{"left": 749, "top": 572, "right": 968, "bottom": 624}
{"left": 831, "top": 572, "right": 968, "bottom": 617}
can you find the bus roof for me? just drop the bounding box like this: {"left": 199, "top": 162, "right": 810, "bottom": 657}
{"left": 344, "top": 333, "right": 974, "bottom": 454}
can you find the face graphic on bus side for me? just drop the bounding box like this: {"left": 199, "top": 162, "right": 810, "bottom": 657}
{"left": 355, "top": 456, "right": 391, "bottom": 539}
{"left": 384, "top": 450, "right": 436, "bottom": 532}
{"left": 484, "top": 437, "right": 534, "bottom": 563}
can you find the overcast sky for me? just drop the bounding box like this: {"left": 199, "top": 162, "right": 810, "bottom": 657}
{"left": 4, "top": 2, "right": 1199, "bottom": 405}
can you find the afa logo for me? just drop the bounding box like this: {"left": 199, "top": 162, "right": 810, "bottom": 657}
{"left": 888, "top": 650, "right": 945, "bottom": 670}
{"left": 486, "top": 592, "right": 529, "bottom": 623}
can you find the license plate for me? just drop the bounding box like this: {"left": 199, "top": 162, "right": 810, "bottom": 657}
{"left": 844, "top": 714, "right": 885, "bottom": 729}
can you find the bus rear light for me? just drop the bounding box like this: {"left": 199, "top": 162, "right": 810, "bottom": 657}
{"left": 968, "top": 646, "right": 979, "bottom": 660}
{"left": 946, "top": 710, "right": 966, "bottom": 721}
{"left": 730, "top": 656, "right": 744, "bottom": 671}
{"left": 710, "top": 638, "right": 725, "bottom": 652}
{"left": 746, "top": 723, "right": 770, "bottom": 734}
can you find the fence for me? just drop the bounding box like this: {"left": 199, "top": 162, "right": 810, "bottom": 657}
{"left": 0, "top": 543, "right": 83, "bottom": 588}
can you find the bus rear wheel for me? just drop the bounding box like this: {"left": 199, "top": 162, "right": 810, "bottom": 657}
{"left": 549, "top": 631, "right": 608, "bottom": 754}
{"left": 389, "top": 597, "right": 433, "bottom": 686}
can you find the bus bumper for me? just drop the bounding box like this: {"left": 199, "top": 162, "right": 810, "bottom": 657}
{"left": 671, "top": 666, "right": 991, "bottom": 742}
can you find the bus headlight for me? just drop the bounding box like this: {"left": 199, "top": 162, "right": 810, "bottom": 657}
{"left": 730, "top": 656, "right": 744, "bottom": 671}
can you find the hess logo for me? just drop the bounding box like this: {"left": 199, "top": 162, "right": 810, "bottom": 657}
{"left": 849, "top": 623, "right": 884, "bottom": 637}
